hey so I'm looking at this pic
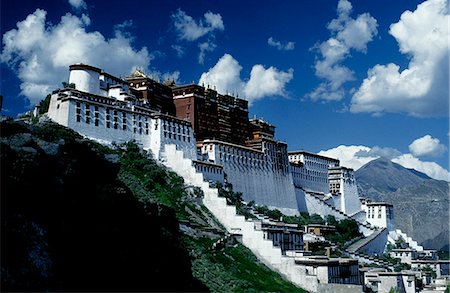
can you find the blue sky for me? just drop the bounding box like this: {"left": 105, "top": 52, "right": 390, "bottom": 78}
{"left": 1, "top": 0, "right": 449, "bottom": 180}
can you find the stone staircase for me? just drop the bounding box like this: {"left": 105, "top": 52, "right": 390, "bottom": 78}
{"left": 306, "top": 192, "right": 375, "bottom": 236}
{"left": 162, "top": 144, "right": 321, "bottom": 292}
{"left": 388, "top": 229, "right": 424, "bottom": 251}
{"left": 347, "top": 228, "right": 386, "bottom": 253}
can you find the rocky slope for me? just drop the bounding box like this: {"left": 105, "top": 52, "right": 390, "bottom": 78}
{"left": 355, "top": 158, "right": 449, "bottom": 251}
{"left": 1, "top": 119, "right": 302, "bottom": 292}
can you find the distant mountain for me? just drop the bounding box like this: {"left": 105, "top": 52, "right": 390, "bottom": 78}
{"left": 355, "top": 158, "right": 449, "bottom": 251}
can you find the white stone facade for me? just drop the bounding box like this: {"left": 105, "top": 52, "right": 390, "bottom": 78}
{"left": 202, "top": 139, "right": 299, "bottom": 215}
{"left": 328, "top": 166, "right": 360, "bottom": 215}
{"left": 48, "top": 88, "right": 197, "bottom": 161}
{"left": 361, "top": 201, "right": 395, "bottom": 230}
{"left": 288, "top": 151, "right": 339, "bottom": 194}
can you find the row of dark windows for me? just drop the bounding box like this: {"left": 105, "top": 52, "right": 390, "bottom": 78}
{"left": 75, "top": 102, "right": 149, "bottom": 134}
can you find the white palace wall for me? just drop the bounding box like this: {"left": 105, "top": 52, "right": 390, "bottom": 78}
{"left": 202, "top": 140, "right": 299, "bottom": 215}
{"left": 48, "top": 89, "right": 197, "bottom": 161}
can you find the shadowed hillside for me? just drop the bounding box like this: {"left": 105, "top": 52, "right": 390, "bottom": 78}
{"left": 1, "top": 119, "right": 302, "bottom": 292}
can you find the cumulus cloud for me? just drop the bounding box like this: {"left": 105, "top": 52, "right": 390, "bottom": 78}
{"left": 267, "top": 37, "right": 295, "bottom": 51}
{"left": 308, "top": 0, "right": 378, "bottom": 101}
{"left": 244, "top": 65, "right": 294, "bottom": 100}
{"left": 409, "top": 135, "right": 447, "bottom": 157}
{"left": 392, "top": 154, "right": 450, "bottom": 181}
{"left": 351, "top": 0, "right": 449, "bottom": 117}
{"left": 171, "top": 9, "right": 224, "bottom": 41}
{"left": 198, "top": 54, "right": 293, "bottom": 103}
{"left": 198, "top": 41, "right": 216, "bottom": 64}
{"left": 319, "top": 144, "right": 450, "bottom": 181}
{"left": 318, "top": 145, "right": 375, "bottom": 170}
{"left": 0, "top": 9, "right": 152, "bottom": 106}
{"left": 68, "top": 0, "right": 87, "bottom": 10}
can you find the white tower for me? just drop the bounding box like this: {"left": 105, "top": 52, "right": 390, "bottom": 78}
{"left": 68, "top": 64, "right": 102, "bottom": 96}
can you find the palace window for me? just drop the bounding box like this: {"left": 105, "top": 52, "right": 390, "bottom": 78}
{"left": 106, "top": 108, "right": 111, "bottom": 128}
{"left": 94, "top": 106, "right": 99, "bottom": 126}
{"left": 122, "top": 112, "right": 127, "bottom": 130}
{"left": 85, "top": 104, "right": 91, "bottom": 124}
{"left": 76, "top": 102, "right": 81, "bottom": 122}
{"left": 113, "top": 110, "right": 118, "bottom": 129}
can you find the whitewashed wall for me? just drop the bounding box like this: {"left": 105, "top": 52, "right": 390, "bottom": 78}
{"left": 202, "top": 140, "right": 299, "bottom": 215}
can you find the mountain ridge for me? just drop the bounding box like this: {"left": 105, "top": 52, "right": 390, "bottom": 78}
{"left": 355, "top": 157, "right": 449, "bottom": 251}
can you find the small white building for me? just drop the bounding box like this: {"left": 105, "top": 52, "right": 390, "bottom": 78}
{"left": 364, "top": 269, "right": 416, "bottom": 293}
{"left": 253, "top": 219, "right": 304, "bottom": 254}
{"left": 294, "top": 255, "right": 361, "bottom": 285}
{"left": 361, "top": 201, "right": 394, "bottom": 230}
{"left": 411, "top": 260, "right": 450, "bottom": 278}
{"left": 390, "top": 248, "right": 418, "bottom": 265}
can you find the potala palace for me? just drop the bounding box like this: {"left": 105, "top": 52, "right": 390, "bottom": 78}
{"left": 45, "top": 64, "right": 448, "bottom": 292}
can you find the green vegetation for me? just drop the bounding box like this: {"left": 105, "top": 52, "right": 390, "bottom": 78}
{"left": 421, "top": 265, "right": 437, "bottom": 278}
{"left": 377, "top": 253, "right": 412, "bottom": 271}
{"left": 254, "top": 207, "right": 362, "bottom": 247}
{"left": 324, "top": 216, "right": 362, "bottom": 246}
{"left": 254, "top": 205, "right": 283, "bottom": 221}
{"left": 38, "top": 94, "right": 51, "bottom": 114}
{"left": 214, "top": 182, "right": 256, "bottom": 220}
{"left": 438, "top": 250, "right": 450, "bottom": 260}
{"left": 184, "top": 236, "right": 305, "bottom": 293}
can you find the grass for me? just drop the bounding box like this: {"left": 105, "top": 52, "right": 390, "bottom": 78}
{"left": 184, "top": 236, "right": 306, "bottom": 293}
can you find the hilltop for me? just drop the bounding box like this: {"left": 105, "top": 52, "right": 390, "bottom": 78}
{"left": 355, "top": 158, "right": 449, "bottom": 251}
{"left": 1, "top": 119, "right": 303, "bottom": 292}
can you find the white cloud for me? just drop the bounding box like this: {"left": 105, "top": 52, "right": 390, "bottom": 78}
{"left": 199, "top": 54, "right": 243, "bottom": 95}
{"left": 244, "top": 65, "right": 293, "bottom": 100}
{"left": 267, "top": 37, "right": 295, "bottom": 51}
{"left": 198, "top": 41, "right": 217, "bottom": 64}
{"left": 68, "top": 0, "right": 87, "bottom": 10}
{"left": 392, "top": 154, "right": 450, "bottom": 181}
{"left": 171, "top": 9, "right": 224, "bottom": 41}
{"left": 198, "top": 54, "right": 293, "bottom": 104}
{"left": 351, "top": 0, "right": 449, "bottom": 117}
{"left": 1, "top": 9, "right": 152, "bottom": 106}
{"left": 409, "top": 135, "right": 447, "bottom": 157}
{"left": 319, "top": 144, "right": 450, "bottom": 181}
{"left": 318, "top": 145, "right": 375, "bottom": 170}
{"left": 308, "top": 0, "right": 378, "bottom": 101}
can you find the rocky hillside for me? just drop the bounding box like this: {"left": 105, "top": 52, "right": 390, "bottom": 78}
{"left": 355, "top": 158, "right": 449, "bottom": 251}
{"left": 1, "top": 119, "right": 302, "bottom": 292}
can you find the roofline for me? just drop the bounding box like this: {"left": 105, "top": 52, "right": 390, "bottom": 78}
{"left": 70, "top": 63, "right": 102, "bottom": 73}
{"left": 366, "top": 202, "right": 394, "bottom": 207}
{"left": 288, "top": 151, "right": 340, "bottom": 163}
